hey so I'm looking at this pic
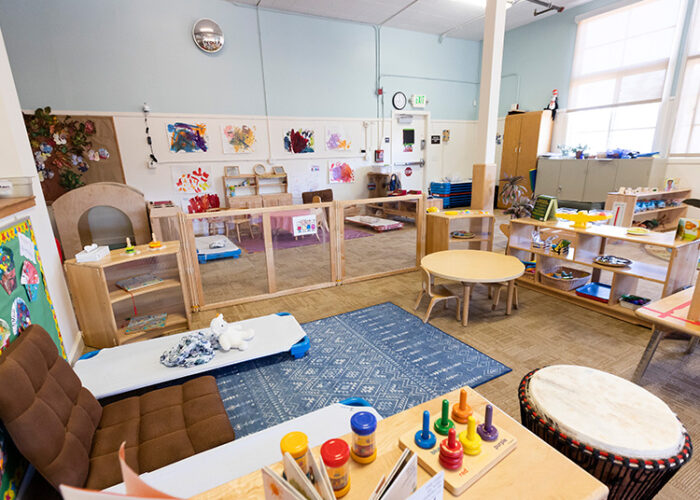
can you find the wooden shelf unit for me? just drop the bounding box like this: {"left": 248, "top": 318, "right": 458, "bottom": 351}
{"left": 367, "top": 197, "right": 442, "bottom": 222}
{"left": 506, "top": 218, "right": 700, "bottom": 326}
{"left": 0, "top": 196, "right": 35, "bottom": 218}
{"left": 64, "top": 241, "right": 191, "bottom": 348}
{"left": 224, "top": 173, "right": 288, "bottom": 207}
{"left": 604, "top": 188, "right": 691, "bottom": 230}
{"left": 426, "top": 211, "right": 495, "bottom": 255}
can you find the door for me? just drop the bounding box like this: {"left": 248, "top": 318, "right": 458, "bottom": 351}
{"left": 498, "top": 114, "right": 523, "bottom": 207}
{"left": 391, "top": 113, "right": 428, "bottom": 192}
{"left": 614, "top": 159, "right": 652, "bottom": 189}
{"left": 534, "top": 159, "right": 561, "bottom": 197}
{"left": 558, "top": 160, "right": 587, "bottom": 201}
{"left": 583, "top": 159, "right": 618, "bottom": 202}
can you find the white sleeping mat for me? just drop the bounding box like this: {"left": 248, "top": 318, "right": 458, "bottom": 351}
{"left": 105, "top": 403, "right": 382, "bottom": 497}
{"left": 74, "top": 314, "right": 306, "bottom": 399}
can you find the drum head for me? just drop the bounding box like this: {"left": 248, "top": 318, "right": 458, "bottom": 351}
{"left": 528, "top": 365, "right": 685, "bottom": 459}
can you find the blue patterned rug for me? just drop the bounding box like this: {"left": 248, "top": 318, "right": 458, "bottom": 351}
{"left": 214, "top": 302, "right": 510, "bottom": 438}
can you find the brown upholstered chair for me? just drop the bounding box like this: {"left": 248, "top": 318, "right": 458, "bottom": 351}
{"left": 302, "top": 189, "right": 333, "bottom": 204}
{"left": 0, "top": 325, "right": 235, "bottom": 491}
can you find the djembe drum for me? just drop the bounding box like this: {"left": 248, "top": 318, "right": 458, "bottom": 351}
{"left": 519, "top": 365, "right": 692, "bottom": 500}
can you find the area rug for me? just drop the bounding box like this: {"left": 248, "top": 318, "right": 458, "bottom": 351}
{"left": 214, "top": 302, "right": 511, "bottom": 438}
{"left": 236, "top": 227, "right": 372, "bottom": 254}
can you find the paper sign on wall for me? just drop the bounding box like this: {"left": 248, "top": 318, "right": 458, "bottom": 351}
{"left": 292, "top": 215, "right": 317, "bottom": 237}
{"left": 18, "top": 232, "right": 36, "bottom": 264}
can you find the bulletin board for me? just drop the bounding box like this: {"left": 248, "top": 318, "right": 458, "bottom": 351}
{"left": 0, "top": 218, "right": 64, "bottom": 499}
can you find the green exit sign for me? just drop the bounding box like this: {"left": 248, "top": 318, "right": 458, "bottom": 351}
{"left": 411, "top": 94, "right": 427, "bottom": 108}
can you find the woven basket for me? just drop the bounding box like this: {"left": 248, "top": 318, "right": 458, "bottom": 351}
{"left": 539, "top": 267, "right": 590, "bottom": 291}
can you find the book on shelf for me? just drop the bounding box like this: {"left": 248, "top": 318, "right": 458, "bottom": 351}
{"left": 115, "top": 274, "right": 163, "bottom": 292}
{"left": 124, "top": 313, "right": 167, "bottom": 334}
{"left": 531, "top": 195, "right": 558, "bottom": 221}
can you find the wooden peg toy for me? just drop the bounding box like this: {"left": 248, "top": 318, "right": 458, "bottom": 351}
{"left": 459, "top": 415, "right": 482, "bottom": 456}
{"left": 124, "top": 237, "right": 135, "bottom": 255}
{"left": 433, "top": 399, "right": 455, "bottom": 435}
{"left": 148, "top": 232, "right": 162, "bottom": 249}
{"left": 414, "top": 410, "right": 436, "bottom": 449}
{"left": 451, "top": 388, "right": 473, "bottom": 423}
{"left": 477, "top": 404, "right": 499, "bottom": 441}
{"left": 438, "top": 428, "right": 463, "bottom": 470}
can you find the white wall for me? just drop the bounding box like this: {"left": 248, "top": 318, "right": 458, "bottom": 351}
{"left": 0, "top": 30, "right": 81, "bottom": 360}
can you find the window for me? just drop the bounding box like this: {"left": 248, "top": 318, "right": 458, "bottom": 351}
{"left": 670, "top": 3, "right": 700, "bottom": 155}
{"left": 566, "top": 0, "right": 683, "bottom": 153}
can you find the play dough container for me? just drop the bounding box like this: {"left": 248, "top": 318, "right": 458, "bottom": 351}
{"left": 280, "top": 431, "right": 309, "bottom": 474}
{"left": 350, "top": 411, "right": 377, "bottom": 464}
{"left": 321, "top": 439, "right": 351, "bottom": 498}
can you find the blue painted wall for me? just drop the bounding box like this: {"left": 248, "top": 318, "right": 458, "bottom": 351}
{"left": 0, "top": 0, "right": 482, "bottom": 120}
{"left": 499, "top": 0, "right": 696, "bottom": 116}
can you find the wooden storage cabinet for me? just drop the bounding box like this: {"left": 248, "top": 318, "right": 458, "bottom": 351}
{"left": 604, "top": 188, "right": 690, "bottom": 231}
{"left": 506, "top": 218, "right": 700, "bottom": 326}
{"left": 499, "top": 110, "right": 553, "bottom": 207}
{"left": 224, "top": 173, "right": 288, "bottom": 207}
{"left": 425, "top": 212, "right": 495, "bottom": 255}
{"left": 65, "top": 241, "right": 192, "bottom": 348}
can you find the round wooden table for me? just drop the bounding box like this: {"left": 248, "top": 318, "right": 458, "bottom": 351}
{"left": 421, "top": 250, "right": 525, "bottom": 326}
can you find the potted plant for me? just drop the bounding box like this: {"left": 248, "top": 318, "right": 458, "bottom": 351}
{"left": 499, "top": 175, "right": 527, "bottom": 207}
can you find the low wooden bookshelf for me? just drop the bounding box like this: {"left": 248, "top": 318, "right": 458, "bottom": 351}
{"left": 64, "top": 241, "right": 191, "bottom": 348}
{"left": 426, "top": 211, "right": 495, "bottom": 254}
{"left": 506, "top": 218, "right": 700, "bottom": 326}
{"left": 604, "top": 188, "right": 691, "bottom": 231}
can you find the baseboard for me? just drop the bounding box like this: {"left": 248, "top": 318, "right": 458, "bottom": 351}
{"left": 67, "top": 332, "right": 85, "bottom": 365}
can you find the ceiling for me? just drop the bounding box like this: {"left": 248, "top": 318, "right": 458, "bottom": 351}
{"left": 232, "top": 0, "right": 594, "bottom": 40}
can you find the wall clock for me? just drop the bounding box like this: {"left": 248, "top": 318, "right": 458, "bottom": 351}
{"left": 392, "top": 92, "right": 407, "bottom": 110}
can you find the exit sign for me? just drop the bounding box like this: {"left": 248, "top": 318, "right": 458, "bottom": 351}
{"left": 411, "top": 94, "right": 427, "bottom": 108}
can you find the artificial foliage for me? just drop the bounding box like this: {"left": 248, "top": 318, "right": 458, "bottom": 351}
{"left": 499, "top": 175, "right": 527, "bottom": 207}
{"left": 23, "top": 106, "right": 109, "bottom": 190}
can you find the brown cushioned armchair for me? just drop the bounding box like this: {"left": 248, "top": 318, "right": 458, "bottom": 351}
{"left": 0, "top": 325, "right": 235, "bottom": 491}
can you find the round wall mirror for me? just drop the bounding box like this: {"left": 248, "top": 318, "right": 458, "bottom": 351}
{"left": 192, "top": 18, "right": 224, "bottom": 53}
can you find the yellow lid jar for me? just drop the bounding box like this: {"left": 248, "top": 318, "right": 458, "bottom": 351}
{"left": 280, "top": 431, "right": 309, "bottom": 474}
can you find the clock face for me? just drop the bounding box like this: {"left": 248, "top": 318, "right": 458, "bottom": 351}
{"left": 392, "top": 92, "right": 407, "bottom": 110}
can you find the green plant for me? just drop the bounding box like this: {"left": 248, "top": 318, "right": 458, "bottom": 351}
{"left": 504, "top": 194, "right": 536, "bottom": 219}
{"left": 499, "top": 175, "right": 527, "bottom": 206}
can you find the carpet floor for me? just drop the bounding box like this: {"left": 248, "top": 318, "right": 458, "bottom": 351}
{"left": 213, "top": 302, "right": 510, "bottom": 438}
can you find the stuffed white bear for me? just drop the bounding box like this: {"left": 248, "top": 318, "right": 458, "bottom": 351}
{"left": 209, "top": 314, "right": 255, "bottom": 351}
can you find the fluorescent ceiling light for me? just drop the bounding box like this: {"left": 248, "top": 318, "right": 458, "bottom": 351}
{"left": 453, "top": 0, "right": 514, "bottom": 8}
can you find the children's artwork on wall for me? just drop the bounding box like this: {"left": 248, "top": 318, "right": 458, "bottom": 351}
{"left": 284, "top": 128, "right": 315, "bottom": 154}
{"left": 222, "top": 124, "right": 256, "bottom": 153}
{"left": 173, "top": 166, "right": 211, "bottom": 194}
{"left": 23, "top": 108, "right": 125, "bottom": 202}
{"left": 325, "top": 126, "right": 351, "bottom": 151}
{"left": 0, "top": 247, "right": 16, "bottom": 296}
{"left": 329, "top": 161, "right": 355, "bottom": 184}
{"left": 0, "top": 219, "right": 64, "bottom": 500}
{"left": 167, "top": 122, "right": 208, "bottom": 153}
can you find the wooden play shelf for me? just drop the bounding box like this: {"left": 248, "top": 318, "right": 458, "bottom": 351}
{"left": 0, "top": 196, "right": 35, "bottom": 219}
{"left": 604, "top": 188, "right": 691, "bottom": 231}
{"left": 64, "top": 241, "right": 192, "bottom": 348}
{"left": 426, "top": 211, "right": 495, "bottom": 254}
{"left": 507, "top": 218, "right": 700, "bottom": 326}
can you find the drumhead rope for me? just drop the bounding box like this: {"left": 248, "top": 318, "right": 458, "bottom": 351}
{"left": 519, "top": 367, "right": 692, "bottom": 500}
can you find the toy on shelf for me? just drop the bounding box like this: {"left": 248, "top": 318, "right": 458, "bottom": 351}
{"left": 148, "top": 232, "right": 163, "bottom": 250}
{"left": 350, "top": 411, "right": 377, "bottom": 464}
{"left": 619, "top": 294, "right": 651, "bottom": 310}
{"left": 556, "top": 210, "right": 611, "bottom": 229}
{"left": 594, "top": 255, "right": 632, "bottom": 268}
{"left": 280, "top": 431, "right": 310, "bottom": 475}
{"left": 434, "top": 399, "right": 455, "bottom": 435}
{"left": 477, "top": 404, "right": 499, "bottom": 441}
{"left": 75, "top": 243, "right": 109, "bottom": 263}
{"left": 321, "top": 438, "right": 351, "bottom": 498}
{"left": 451, "top": 388, "right": 473, "bottom": 423}
{"left": 458, "top": 416, "right": 482, "bottom": 456}
{"left": 210, "top": 313, "right": 255, "bottom": 351}
{"left": 414, "top": 410, "right": 436, "bottom": 449}
{"left": 124, "top": 237, "right": 136, "bottom": 255}
{"left": 426, "top": 206, "right": 438, "bottom": 213}
{"left": 439, "top": 428, "right": 463, "bottom": 470}
{"left": 551, "top": 239, "right": 571, "bottom": 255}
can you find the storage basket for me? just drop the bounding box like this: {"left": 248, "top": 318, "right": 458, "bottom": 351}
{"left": 538, "top": 267, "right": 590, "bottom": 291}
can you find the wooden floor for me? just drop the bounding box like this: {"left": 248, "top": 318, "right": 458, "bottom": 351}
{"left": 192, "top": 218, "right": 699, "bottom": 499}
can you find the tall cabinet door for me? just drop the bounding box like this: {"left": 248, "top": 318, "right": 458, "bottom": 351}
{"left": 558, "top": 160, "right": 587, "bottom": 201}
{"left": 583, "top": 159, "right": 618, "bottom": 202}
{"left": 535, "top": 159, "right": 561, "bottom": 197}
{"left": 498, "top": 114, "right": 523, "bottom": 207}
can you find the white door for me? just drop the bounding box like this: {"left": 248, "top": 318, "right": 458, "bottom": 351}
{"left": 390, "top": 113, "right": 428, "bottom": 192}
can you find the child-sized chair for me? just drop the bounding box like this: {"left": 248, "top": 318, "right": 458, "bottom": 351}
{"left": 414, "top": 268, "right": 461, "bottom": 323}
{"left": 489, "top": 283, "right": 519, "bottom": 311}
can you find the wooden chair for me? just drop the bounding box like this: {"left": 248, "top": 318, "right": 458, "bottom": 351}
{"left": 225, "top": 195, "right": 262, "bottom": 242}
{"left": 262, "top": 193, "right": 293, "bottom": 207}
{"left": 489, "top": 283, "right": 519, "bottom": 311}
{"left": 302, "top": 188, "right": 333, "bottom": 204}
{"left": 311, "top": 195, "right": 330, "bottom": 236}
{"left": 414, "top": 268, "right": 461, "bottom": 323}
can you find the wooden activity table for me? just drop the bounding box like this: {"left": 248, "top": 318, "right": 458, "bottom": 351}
{"left": 633, "top": 284, "right": 700, "bottom": 383}
{"left": 191, "top": 387, "right": 608, "bottom": 499}
{"left": 421, "top": 250, "right": 525, "bottom": 325}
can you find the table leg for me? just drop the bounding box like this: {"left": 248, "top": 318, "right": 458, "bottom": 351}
{"left": 687, "top": 336, "right": 699, "bottom": 354}
{"left": 632, "top": 327, "right": 666, "bottom": 384}
{"left": 506, "top": 280, "right": 515, "bottom": 315}
{"left": 462, "top": 283, "right": 470, "bottom": 326}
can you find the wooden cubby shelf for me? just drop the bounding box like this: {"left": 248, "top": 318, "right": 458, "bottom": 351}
{"left": 64, "top": 241, "right": 192, "bottom": 348}
{"left": 506, "top": 218, "right": 700, "bottom": 326}
{"left": 426, "top": 211, "right": 495, "bottom": 254}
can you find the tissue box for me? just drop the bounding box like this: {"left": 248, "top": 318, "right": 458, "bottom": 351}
{"left": 676, "top": 218, "right": 700, "bottom": 241}
{"left": 75, "top": 245, "right": 110, "bottom": 263}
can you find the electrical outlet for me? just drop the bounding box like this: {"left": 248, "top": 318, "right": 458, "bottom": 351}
{"left": 143, "top": 103, "right": 151, "bottom": 113}
{"left": 147, "top": 159, "right": 157, "bottom": 169}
